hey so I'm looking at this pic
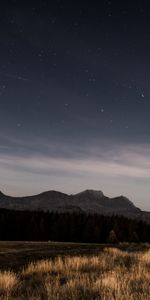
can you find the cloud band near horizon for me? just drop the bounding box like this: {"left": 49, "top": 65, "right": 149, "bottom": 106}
{"left": 0, "top": 136, "right": 150, "bottom": 211}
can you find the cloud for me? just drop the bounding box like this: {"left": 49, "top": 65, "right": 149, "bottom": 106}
{"left": 0, "top": 140, "right": 150, "bottom": 210}
{"left": 0, "top": 143, "right": 150, "bottom": 180}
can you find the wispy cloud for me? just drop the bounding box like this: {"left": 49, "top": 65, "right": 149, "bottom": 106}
{"left": 0, "top": 72, "right": 30, "bottom": 82}
{"left": 0, "top": 144, "right": 150, "bottom": 179}
{"left": 1, "top": 136, "right": 150, "bottom": 210}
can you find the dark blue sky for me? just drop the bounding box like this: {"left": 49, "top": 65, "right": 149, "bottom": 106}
{"left": 0, "top": 1, "right": 150, "bottom": 210}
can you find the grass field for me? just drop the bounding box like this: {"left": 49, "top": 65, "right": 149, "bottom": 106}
{"left": 0, "top": 241, "right": 106, "bottom": 271}
{"left": 0, "top": 242, "right": 149, "bottom": 299}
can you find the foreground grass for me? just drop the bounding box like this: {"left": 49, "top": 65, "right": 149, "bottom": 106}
{"left": 0, "top": 241, "right": 104, "bottom": 271}
{"left": 0, "top": 246, "right": 150, "bottom": 300}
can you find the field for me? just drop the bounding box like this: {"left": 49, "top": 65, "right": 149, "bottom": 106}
{"left": 0, "top": 242, "right": 149, "bottom": 299}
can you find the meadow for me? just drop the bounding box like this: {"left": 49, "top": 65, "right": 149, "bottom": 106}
{"left": 0, "top": 242, "right": 149, "bottom": 299}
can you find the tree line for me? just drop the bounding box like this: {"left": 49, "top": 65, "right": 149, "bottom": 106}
{"left": 0, "top": 208, "right": 149, "bottom": 243}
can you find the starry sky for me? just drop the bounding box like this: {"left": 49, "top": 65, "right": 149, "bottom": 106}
{"left": 0, "top": 1, "right": 150, "bottom": 210}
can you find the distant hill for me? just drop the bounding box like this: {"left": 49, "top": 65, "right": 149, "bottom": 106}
{"left": 0, "top": 189, "right": 149, "bottom": 222}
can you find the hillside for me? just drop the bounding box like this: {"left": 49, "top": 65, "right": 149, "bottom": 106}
{"left": 0, "top": 189, "right": 149, "bottom": 222}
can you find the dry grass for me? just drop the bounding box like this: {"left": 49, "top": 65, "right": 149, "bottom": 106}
{"left": 0, "top": 271, "right": 17, "bottom": 299}
{"left": 0, "top": 246, "right": 150, "bottom": 300}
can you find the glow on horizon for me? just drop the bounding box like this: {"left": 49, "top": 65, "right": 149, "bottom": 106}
{"left": 0, "top": 142, "right": 150, "bottom": 211}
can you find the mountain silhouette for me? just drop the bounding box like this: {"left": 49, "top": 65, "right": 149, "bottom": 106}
{"left": 0, "top": 189, "right": 149, "bottom": 222}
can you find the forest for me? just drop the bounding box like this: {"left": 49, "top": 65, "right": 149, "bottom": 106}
{"left": 0, "top": 208, "right": 150, "bottom": 243}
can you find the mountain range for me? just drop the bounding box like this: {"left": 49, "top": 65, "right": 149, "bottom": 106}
{"left": 0, "top": 189, "right": 149, "bottom": 223}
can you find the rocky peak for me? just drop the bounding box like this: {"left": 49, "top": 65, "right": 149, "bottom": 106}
{"left": 76, "top": 189, "right": 104, "bottom": 198}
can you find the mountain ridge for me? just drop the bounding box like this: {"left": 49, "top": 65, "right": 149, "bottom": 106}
{"left": 0, "top": 189, "right": 149, "bottom": 224}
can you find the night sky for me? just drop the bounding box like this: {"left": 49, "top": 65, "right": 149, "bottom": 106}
{"left": 0, "top": 1, "right": 150, "bottom": 210}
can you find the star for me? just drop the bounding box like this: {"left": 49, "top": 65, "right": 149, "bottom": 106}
{"left": 88, "top": 78, "right": 96, "bottom": 83}
{"left": 0, "top": 85, "right": 6, "bottom": 95}
{"left": 73, "top": 22, "right": 79, "bottom": 27}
